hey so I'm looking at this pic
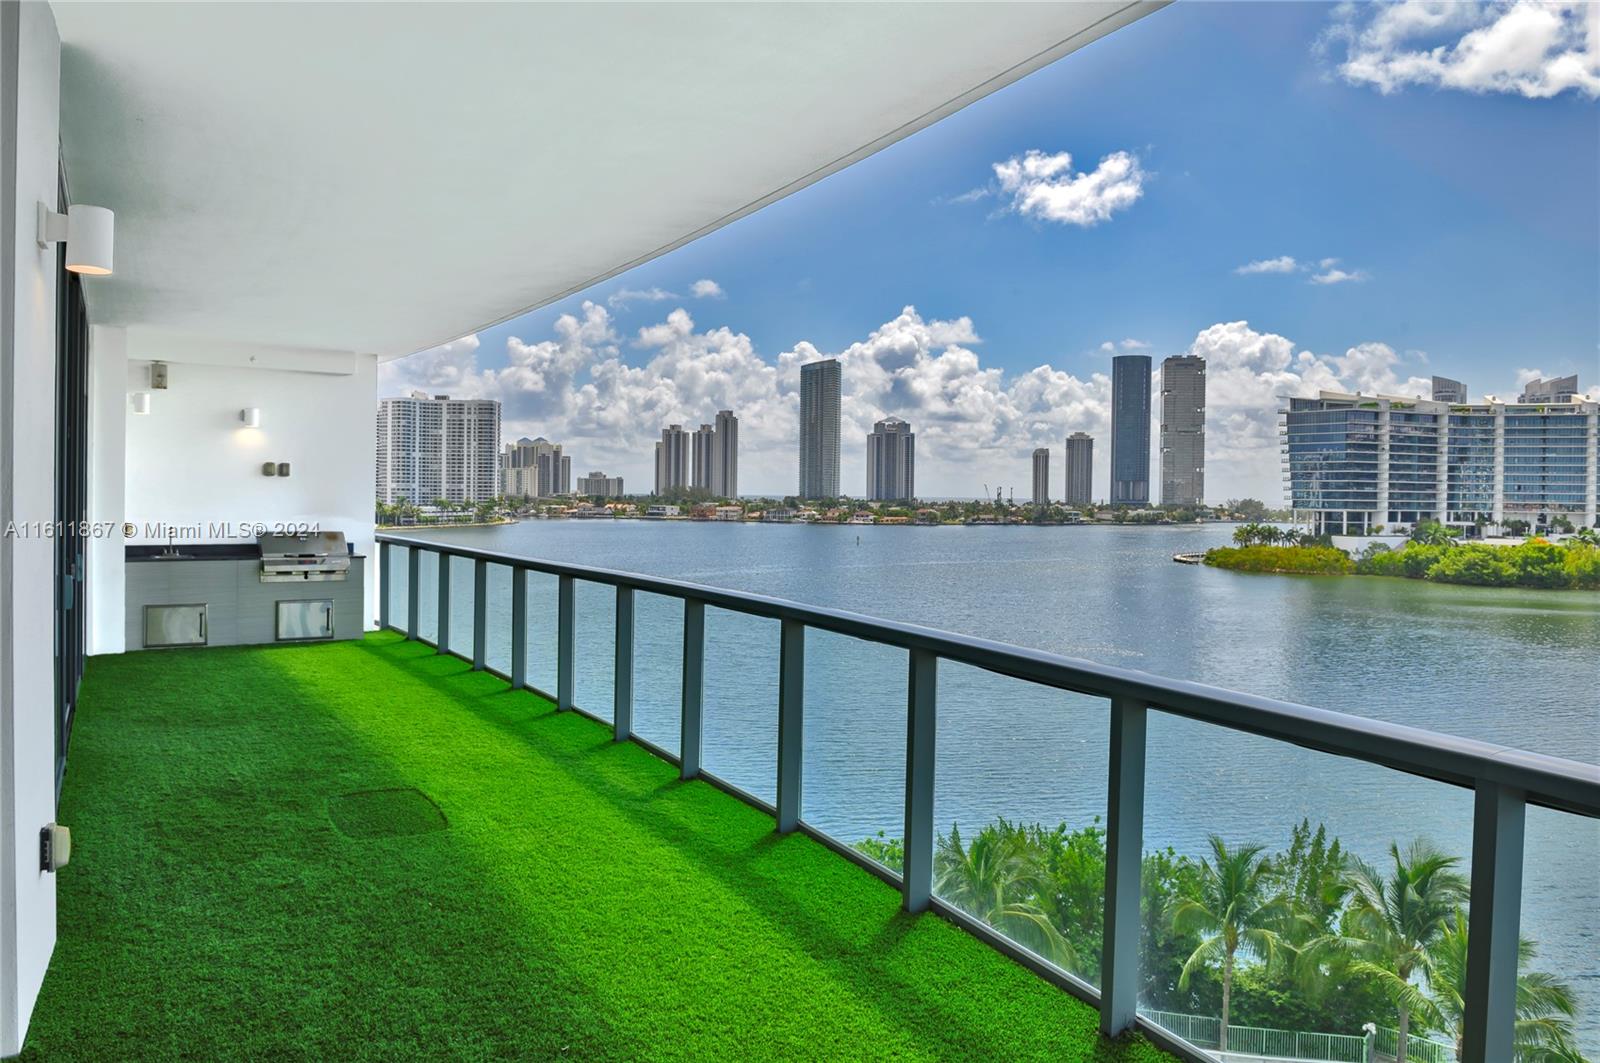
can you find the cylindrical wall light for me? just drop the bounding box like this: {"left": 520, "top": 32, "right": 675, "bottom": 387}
{"left": 131, "top": 392, "right": 152, "bottom": 415}
{"left": 240, "top": 408, "right": 261, "bottom": 428}
{"left": 38, "top": 202, "right": 115, "bottom": 276}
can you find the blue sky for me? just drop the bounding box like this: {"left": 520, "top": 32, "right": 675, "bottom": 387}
{"left": 383, "top": 1, "right": 1599, "bottom": 500}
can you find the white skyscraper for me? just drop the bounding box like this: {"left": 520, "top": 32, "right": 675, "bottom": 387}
{"left": 501, "top": 437, "right": 570, "bottom": 499}
{"left": 1032, "top": 448, "right": 1050, "bottom": 507}
{"left": 377, "top": 392, "right": 500, "bottom": 504}
{"left": 655, "top": 424, "right": 689, "bottom": 495}
{"left": 1064, "top": 432, "right": 1093, "bottom": 506}
{"left": 692, "top": 424, "right": 716, "bottom": 492}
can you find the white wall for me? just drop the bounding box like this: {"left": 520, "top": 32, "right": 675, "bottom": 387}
{"left": 119, "top": 343, "right": 378, "bottom": 628}
{"left": 86, "top": 325, "right": 126, "bottom": 655}
{"left": 0, "top": 2, "right": 61, "bottom": 1053}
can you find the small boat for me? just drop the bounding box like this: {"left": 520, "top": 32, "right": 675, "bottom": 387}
{"left": 1172, "top": 552, "right": 1206, "bottom": 565}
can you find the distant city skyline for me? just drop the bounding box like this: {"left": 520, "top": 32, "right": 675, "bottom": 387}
{"left": 379, "top": 3, "right": 1596, "bottom": 501}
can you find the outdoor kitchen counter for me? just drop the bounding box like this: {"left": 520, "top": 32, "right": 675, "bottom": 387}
{"left": 124, "top": 549, "right": 366, "bottom": 649}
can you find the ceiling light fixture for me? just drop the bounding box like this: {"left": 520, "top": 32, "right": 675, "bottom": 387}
{"left": 37, "top": 202, "right": 115, "bottom": 275}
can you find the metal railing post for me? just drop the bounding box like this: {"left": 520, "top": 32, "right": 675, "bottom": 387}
{"left": 557, "top": 575, "right": 575, "bottom": 710}
{"left": 472, "top": 559, "right": 488, "bottom": 670}
{"left": 680, "top": 598, "right": 705, "bottom": 780}
{"left": 510, "top": 567, "right": 527, "bottom": 689}
{"left": 776, "top": 619, "right": 805, "bottom": 832}
{"left": 614, "top": 586, "right": 634, "bottom": 742}
{"left": 405, "top": 547, "right": 420, "bottom": 638}
{"left": 436, "top": 552, "right": 451, "bottom": 654}
{"left": 378, "top": 541, "right": 391, "bottom": 628}
{"left": 902, "top": 648, "right": 937, "bottom": 912}
{"left": 1101, "top": 696, "right": 1147, "bottom": 1036}
{"left": 1461, "top": 781, "right": 1525, "bottom": 1063}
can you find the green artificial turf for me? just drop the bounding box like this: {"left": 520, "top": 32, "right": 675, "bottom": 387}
{"left": 23, "top": 632, "right": 1172, "bottom": 1061}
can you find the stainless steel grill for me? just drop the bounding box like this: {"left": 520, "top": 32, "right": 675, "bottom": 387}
{"left": 258, "top": 531, "right": 350, "bottom": 582}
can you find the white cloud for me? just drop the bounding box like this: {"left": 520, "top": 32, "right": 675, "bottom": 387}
{"left": 993, "top": 149, "right": 1146, "bottom": 227}
{"left": 1100, "top": 338, "right": 1151, "bottom": 352}
{"left": 1235, "top": 256, "right": 1301, "bottom": 275}
{"left": 1326, "top": 0, "right": 1600, "bottom": 99}
{"left": 383, "top": 306, "right": 1453, "bottom": 503}
{"left": 690, "top": 279, "right": 725, "bottom": 299}
{"left": 607, "top": 286, "right": 677, "bottom": 309}
{"left": 1309, "top": 267, "right": 1369, "bottom": 285}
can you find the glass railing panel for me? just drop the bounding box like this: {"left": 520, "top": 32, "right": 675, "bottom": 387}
{"left": 1141, "top": 709, "right": 1474, "bottom": 1060}
{"left": 573, "top": 579, "right": 615, "bottom": 723}
{"left": 931, "top": 659, "right": 1109, "bottom": 989}
{"left": 384, "top": 545, "right": 409, "bottom": 632}
{"left": 414, "top": 549, "right": 439, "bottom": 644}
{"left": 446, "top": 555, "right": 475, "bottom": 657}
{"left": 482, "top": 563, "right": 513, "bottom": 675}
{"left": 802, "top": 630, "right": 906, "bottom": 877}
{"left": 1521, "top": 805, "right": 1599, "bottom": 1060}
{"left": 701, "top": 607, "right": 779, "bottom": 805}
{"left": 630, "top": 591, "right": 683, "bottom": 756}
{"left": 523, "top": 572, "right": 559, "bottom": 698}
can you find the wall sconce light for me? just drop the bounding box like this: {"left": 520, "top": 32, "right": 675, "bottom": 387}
{"left": 37, "top": 202, "right": 115, "bottom": 276}
{"left": 131, "top": 392, "right": 152, "bottom": 415}
{"left": 240, "top": 407, "right": 261, "bottom": 428}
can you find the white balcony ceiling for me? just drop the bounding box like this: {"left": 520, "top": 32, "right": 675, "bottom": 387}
{"left": 55, "top": 1, "right": 1155, "bottom": 359}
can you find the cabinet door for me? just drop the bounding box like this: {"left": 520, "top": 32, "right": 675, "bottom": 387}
{"left": 276, "top": 600, "right": 335, "bottom": 641}
{"left": 144, "top": 604, "right": 207, "bottom": 648}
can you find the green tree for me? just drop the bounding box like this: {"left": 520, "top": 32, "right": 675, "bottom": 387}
{"left": 935, "top": 821, "right": 1075, "bottom": 971}
{"left": 1338, "top": 841, "right": 1469, "bottom": 1062}
{"left": 1172, "top": 836, "right": 1293, "bottom": 1051}
{"left": 1409, "top": 520, "right": 1458, "bottom": 547}
{"left": 1416, "top": 910, "right": 1586, "bottom": 1063}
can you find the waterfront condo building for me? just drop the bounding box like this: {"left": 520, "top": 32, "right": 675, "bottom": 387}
{"left": 1110, "top": 355, "right": 1151, "bottom": 505}
{"left": 692, "top": 424, "right": 716, "bottom": 492}
{"left": 1032, "top": 447, "right": 1050, "bottom": 507}
{"left": 799, "top": 359, "right": 841, "bottom": 498}
{"left": 1064, "top": 432, "right": 1094, "bottom": 505}
{"left": 501, "top": 437, "right": 570, "bottom": 499}
{"left": 377, "top": 392, "right": 501, "bottom": 505}
{"left": 1519, "top": 375, "right": 1580, "bottom": 403}
{"left": 576, "top": 471, "right": 624, "bottom": 498}
{"left": 713, "top": 409, "right": 739, "bottom": 497}
{"left": 655, "top": 424, "right": 690, "bottom": 495}
{"left": 866, "top": 417, "right": 915, "bottom": 501}
{"left": 1159, "top": 355, "right": 1206, "bottom": 506}
{"left": 1284, "top": 391, "right": 1600, "bottom": 535}
{"left": 1432, "top": 375, "right": 1468, "bottom": 403}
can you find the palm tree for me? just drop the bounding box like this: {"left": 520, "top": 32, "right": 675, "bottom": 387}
{"left": 1340, "top": 841, "right": 1468, "bottom": 1063}
{"left": 1172, "top": 835, "right": 1291, "bottom": 1051}
{"left": 934, "top": 822, "right": 1075, "bottom": 971}
{"left": 1413, "top": 910, "right": 1586, "bottom": 1063}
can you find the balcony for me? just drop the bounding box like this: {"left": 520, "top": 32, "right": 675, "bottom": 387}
{"left": 24, "top": 631, "right": 1170, "bottom": 1062}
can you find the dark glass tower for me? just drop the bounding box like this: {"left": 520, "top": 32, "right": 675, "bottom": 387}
{"left": 1110, "top": 354, "right": 1151, "bottom": 505}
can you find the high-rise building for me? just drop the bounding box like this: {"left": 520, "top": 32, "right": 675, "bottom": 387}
{"left": 377, "top": 392, "right": 500, "bottom": 505}
{"left": 1431, "top": 376, "right": 1467, "bottom": 404}
{"left": 1064, "top": 432, "right": 1094, "bottom": 505}
{"left": 501, "top": 436, "right": 569, "bottom": 498}
{"left": 1284, "top": 390, "right": 1599, "bottom": 535}
{"left": 1110, "top": 355, "right": 1152, "bottom": 505}
{"left": 713, "top": 409, "right": 739, "bottom": 497}
{"left": 866, "top": 417, "right": 915, "bottom": 501}
{"left": 692, "top": 424, "right": 716, "bottom": 491}
{"left": 1160, "top": 355, "right": 1206, "bottom": 506}
{"left": 1519, "top": 375, "right": 1580, "bottom": 403}
{"left": 576, "top": 471, "right": 624, "bottom": 498}
{"left": 655, "top": 424, "right": 689, "bottom": 495}
{"left": 1031, "top": 448, "right": 1050, "bottom": 507}
{"left": 799, "top": 359, "right": 841, "bottom": 498}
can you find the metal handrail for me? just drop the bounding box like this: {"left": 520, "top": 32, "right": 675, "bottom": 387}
{"left": 374, "top": 531, "right": 1598, "bottom": 1063}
